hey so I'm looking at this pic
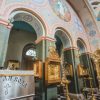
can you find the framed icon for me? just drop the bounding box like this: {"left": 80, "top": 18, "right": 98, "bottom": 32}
{"left": 33, "top": 60, "right": 42, "bottom": 78}
{"left": 77, "top": 64, "right": 88, "bottom": 77}
{"left": 7, "top": 60, "right": 20, "bottom": 70}
{"left": 45, "top": 58, "right": 61, "bottom": 84}
{"left": 65, "top": 64, "right": 73, "bottom": 76}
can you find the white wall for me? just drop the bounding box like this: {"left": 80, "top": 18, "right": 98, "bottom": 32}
{"left": 5, "top": 29, "right": 37, "bottom": 66}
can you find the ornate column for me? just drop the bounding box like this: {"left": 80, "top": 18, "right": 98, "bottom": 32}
{"left": 35, "top": 36, "right": 56, "bottom": 100}
{"left": 0, "top": 19, "right": 12, "bottom": 67}
{"left": 80, "top": 52, "right": 97, "bottom": 87}
{"left": 92, "top": 49, "right": 100, "bottom": 91}
{"left": 63, "top": 47, "right": 81, "bottom": 93}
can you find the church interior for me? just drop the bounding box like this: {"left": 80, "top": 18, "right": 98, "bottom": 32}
{"left": 0, "top": 0, "right": 100, "bottom": 100}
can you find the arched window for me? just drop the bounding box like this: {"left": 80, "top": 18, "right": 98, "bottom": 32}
{"left": 26, "top": 48, "right": 36, "bottom": 57}
{"left": 77, "top": 39, "right": 86, "bottom": 54}
{"left": 21, "top": 43, "right": 37, "bottom": 69}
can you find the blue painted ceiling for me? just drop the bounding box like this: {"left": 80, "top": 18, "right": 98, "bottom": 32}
{"left": 12, "top": 21, "right": 36, "bottom": 33}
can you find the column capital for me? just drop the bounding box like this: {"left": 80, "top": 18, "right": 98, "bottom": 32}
{"left": 80, "top": 52, "right": 92, "bottom": 56}
{"left": 0, "top": 18, "right": 13, "bottom": 29}
{"left": 63, "top": 47, "right": 79, "bottom": 51}
{"left": 35, "top": 36, "right": 56, "bottom": 44}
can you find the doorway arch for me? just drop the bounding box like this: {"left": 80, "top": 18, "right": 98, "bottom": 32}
{"left": 8, "top": 10, "right": 45, "bottom": 38}
{"left": 5, "top": 11, "right": 45, "bottom": 69}
{"left": 54, "top": 28, "right": 80, "bottom": 93}
{"left": 77, "top": 38, "right": 87, "bottom": 54}
{"left": 55, "top": 28, "right": 72, "bottom": 54}
{"left": 22, "top": 43, "right": 37, "bottom": 70}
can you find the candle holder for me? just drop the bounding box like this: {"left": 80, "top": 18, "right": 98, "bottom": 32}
{"left": 61, "top": 60, "right": 71, "bottom": 100}
{"left": 82, "top": 78, "right": 88, "bottom": 99}
{"left": 92, "top": 49, "right": 100, "bottom": 92}
{"left": 61, "top": 79, "right": 71, "bottom": 100}
{"left": 88, "top": 77, "right": 96, "bottom": 100}
{"left": 97, "top": 76, "right": 100, "bottom": 92}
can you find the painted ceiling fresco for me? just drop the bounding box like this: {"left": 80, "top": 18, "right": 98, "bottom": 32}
{"left": 73, "top": 16, "right": 83, "bottom": 33}
{"left": 49, "top": 0, "right": 71, "bottom": 22}
{"left": 5, "top": 0, "right": 45, "bottom": 5}
{"left": 32, "top": 0, "right": 44, "bottom": 3}
{"left": 85, "top": 19, "right": 96, "bottom": 37}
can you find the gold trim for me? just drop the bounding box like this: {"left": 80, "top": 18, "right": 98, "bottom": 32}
{"left": 0, "top": 74, "right": 34, "bottom": 76}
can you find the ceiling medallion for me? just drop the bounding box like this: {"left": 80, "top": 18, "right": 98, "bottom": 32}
{"left": 49, "top": 0, "right": 71, "bottom": 22}
{"left": 23, "top": 15, "right": 33, "bottom": 22}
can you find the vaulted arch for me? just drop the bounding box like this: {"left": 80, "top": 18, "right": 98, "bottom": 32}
{"left": 55, "top": 28, "right": 73, "bottom": 49}
{"left": 77, "top": 38, "right": 87, "bottom": 54}
{"left": 8, "top": 10, "right": 46, "bottom": 38}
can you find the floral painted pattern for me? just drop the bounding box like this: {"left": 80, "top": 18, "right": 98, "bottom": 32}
{"left": 32, "top": 0, "right": 44, "bottom": 4}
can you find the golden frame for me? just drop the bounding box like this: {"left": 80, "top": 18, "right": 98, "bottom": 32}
{"left": 45, "top": 58, "right": 61, "bottom": 84}
{"left": 7, "top": 60, "right": 20, "bottom": 70}
{"left": 77, "top": 64, "right": 88, "bottom": 77}
{"left": 33, "top": 60, "right": 42, "bottom": 78}
{"left": 65, "top": 64, "right": 73, "bottom": 76}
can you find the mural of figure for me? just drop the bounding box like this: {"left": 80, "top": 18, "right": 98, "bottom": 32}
{"left": 56, "top": 0, "right": 65, "bottom": 16}
{"left": 49, "top": 0, "right": 71, "bottom": 21}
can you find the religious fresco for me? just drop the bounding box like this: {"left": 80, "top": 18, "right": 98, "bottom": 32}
{"left": 73, "top": 16, "right": 83, "bottom": 33}
{"left": 49, "top": 0, "right": 71, "bottom": 22}
{"left": 85, "top": 19, "right": 100, "bottom": 49}
{"left": 5, "top": 0, "right": 44, "bottom": 5}
{"left": 32, "top": 0, "right": 44, "bottom": 4}
{"left": 85, "top": 20, "right": 96, "bottom": 37}
{"left": 88, "top": 0, "right": 100, "bottom": 19}
{"left": 5, "top": 0, "right": 28, "bottom": 4}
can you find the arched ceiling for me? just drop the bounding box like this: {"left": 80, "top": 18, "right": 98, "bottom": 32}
{"left": 55, "top": 29, "right": 72, "bottom": 48}
{"left": 12, "top": 21, "right": 36, "bottom": 34}
{"left": 67, "top": 0, "right": 86, "bottom": 16}
{"left": 67, "top": 0, "right": 99, "bottom": 37}
{"left": 77, "top": 39, "right": 86, "bottom": 53}
{"left": 67, "top": 0, "right": 100, "bottom": 51}
{"left": 9, "top": 11, "right": 45, "bottom": 38}
{"left": 88, "top": 0, "right": 100, "bottom": 20}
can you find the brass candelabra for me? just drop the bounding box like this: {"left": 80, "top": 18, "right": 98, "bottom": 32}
{"left": 61, "top": 79, "right": 70, "bottom": 100}
{"left": 88, "top": 77, "right": 96, "bottom": 100}
{"left": 80, "top": 67, "right": 96, "bottom": 100}
{"left": 61, "top": 61, "right": 71, "bottom": 100}
{"left": 92, "top": 49, "right": 100, "bottom": 91}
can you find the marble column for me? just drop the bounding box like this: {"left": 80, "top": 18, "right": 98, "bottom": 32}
{"left": 0, "top": 19, "right": 12, "bottom": 67}
{"left": 35, "top": 37, "right": 57, "bottom": 100}
{"left": 63, "top": 47, "right": 81, "bottom": 93}
{"left": 80, "top": 53, "right": 97, "bottom": 87}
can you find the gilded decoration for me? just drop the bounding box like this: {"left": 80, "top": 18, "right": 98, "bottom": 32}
{"left": 64, "top": 64, "right": 73, "bottom": 76}
{"left": 48, "top": 63, "right": 60, "bottom": 81}
{"left": 48, "top": 46, "right": 60, "bottom": 60}
{"left": 7, "top": 60, "right": 20, "bottom": 70}
{"left": 92, "top": 49, "right": 100, "bottom": 76}
{"left": 49, "top": 0, "right": 71, "bottom": 22}
{"left": 77, "top": 64, "right": 89, "bottom": 77}
{"left": 45, "top": 46, "right": 61, "bottom": 84}
{"left": 33, "top": 60, "right": 42, "bottom": 78}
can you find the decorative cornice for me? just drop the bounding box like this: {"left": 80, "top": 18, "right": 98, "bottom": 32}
{"left": 0, "top": 18, "right": 13, "bottom": 29}
{"left": 80, "top": 52, "right": 92, "bottom": 56}
{"left": 64, "top": 47, "right": 79, "bottom": 51}
{"left": 35, "top": 36, "right": 56, "bottom": 44}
